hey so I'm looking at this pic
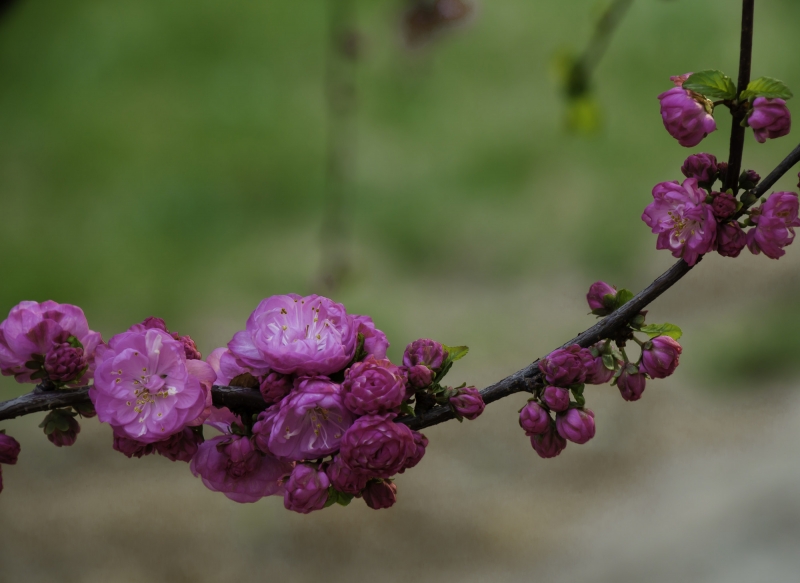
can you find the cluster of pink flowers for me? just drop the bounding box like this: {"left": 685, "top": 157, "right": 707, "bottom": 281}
{"left": 520, "top": 282, "right": 682, "bottom": 459}
{"left": 643, "top": 152, "right": 800, "bottom": 264}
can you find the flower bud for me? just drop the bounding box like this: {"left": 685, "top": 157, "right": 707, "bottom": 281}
{"left": 39, "top": 409, "right": 80, "bottom": 447}
{"left": 179, "top": 335, "right": 202, "bottom": 361}
{"left": 519, "top": 401, "right": 551, "bottom": 436}
{"left": 617, "top": 369, "right": 646, "bottom": 402}
{"left": 154, "top": 427, "right": 203, "bottom": 462}
{"left": 542, "top": 386, "right": 570, "bottom": 412}
{"left": 403, "top": 339, "right": 447, "bottom": 371}
{"left": 449, "top": 387, "right": 485, "bottom": 420}
{"left": 44, "top": 343, "right": 87, "bottom": 384}
{"left": 555, "top": 408, "right": 595, "bottom": 445}
{"left": 640, "top": 336, "right": 682, "bottom": 379}
{"left": 284, "top": 464, "right": 331, "bottom": 514}
{"left": 140, "top": 316, "right": 168, "bottom": 331}
{"left": 259, "top": 372, "right": 293, "bottom": 404}
{"left": 711, "top": 192, "right": 737, "bottom": 220}
{"left": 343, "top": 356, "right": 407, "bottom": 415}
{"left": 0, "top": 432, "right": 21, "bottom": 465}
{"left": 406, "top": 364, "right": 434, "bottom": 389}
{"left": 362, "top": 479, "right": 397, "bottom": 510}
{"left": 530, "top": 425, "right": 567, "bottom": 459}
{"left": 538, "top": 345, "right": 593, "bottom": 386}
{"left": 399, "top": 430, "right": 428, "bottom": 472}
{"left": 326, "top": 456, "right": 369, "bottom": 495}
{"left": 586, "top": 281, "right": 617, "bottom": 313}
{"left": 584, "top": 345, "right": 616, "bottom": 385}
{"left": 681, "top": 153, "right": 718, "bottom": 185}
{"left": 73, "top": 400, "right": 97, "bottom": 418}
{"left": 113, "top": 432, "right": 157, "bottom": 458}
{"left": 717, "top": 222, "right": 747, "bottom": 258}
{"left": 748, "top": 97, "right": 791, "bottom": 143}
{"left": 739, "top": 169, "right": 761, "bottom": 190}
{"left": 658, "top": 84, "right": 717, "bottom": 147}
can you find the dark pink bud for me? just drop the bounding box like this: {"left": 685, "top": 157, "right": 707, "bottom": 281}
{"left": 154, "top": 427, "right": 204, "bottom": 462}
{"left": 658, "top": 85, "right": 716, "bottom": 147}
{"left": 584, "top": 346, "right": 616, "bottom": 385}
{"left": 140, "top": 317, "right": 168, "bottom": 331}
{"left": 39, "top": 409, "right": 80, "bottom": 447}
{"left": 640, "top": 336, "right": 682, "bottom": 379}
{"left": 113, "top": 432, "right": 157, "bottom": 458}
{"left": 403, "top": 339, "right": 447, "bottom": 371}
{"left": 362, "top": 479, "right": 397, "bottom": 510}
{"left": 326, "top": 456, "right": 369, "bottom": 495}
{"left": 339, "top": 414, "right": 417, "bottom": 479}
{"left": 530, "top": 425, "right": 567, "bottom": 459}
{"left": 586, "top": 281, "right": 617, "bottom": 312}
{"left": 284, "top": 464, "right": 331, "bottom": 514}
{"left": 519, "top": 401, "right": 551, "bottom": 436}
{"left": 748, "top": 97, "right": 791, "bottom": 143}
{"left": 44, "top": 343, "right": 87, "bottom": 384}
{"left": 617, "top": 369, "right": 646, "bottom": 401}
{"left": 717, "top": 222, "right": 747, "bottom": 258}
{"left": 0, "top": 432, "right": 21, "bottom": 465}
{"left": 179, "top": 335, "right": 202, "bottom": 361}
{"left": 542, "top": 386, "right": 570, "bottom": 412}
{"left": 399, "top": 430, "right": 428, "bottom": 473}
{"left": 681, "top": 153, "right": 718, "bottom": 184}
{"left": 711, "top": 192, "right": 737, "bottom": 220}
{"left": 538, "top": 345, "right": 593, "bottom": 386}
{"left": 406, "top": 364, "right": 434, "bottom": 389}
{"left": 556, "top": 408, "right": 595, "bottom": 445}
{"left": 342, "top": 356, "right": 407, "bottom": 415}
{"left": 739, "top": 169, "right": 761, "bottom": 190}
{"left": 747, "top": 191, "right": 800, "bottom": 259}
{"left": 449, "top": 387, "right": 485, "bottom": 420}
{"left": 352, "top": 315, "right": 390, "bottom": 360}
{"left": 259, "top": 372, "right": 293, "bottom": 404}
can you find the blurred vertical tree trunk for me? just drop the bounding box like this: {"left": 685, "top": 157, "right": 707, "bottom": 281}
{"left": 0, "top": 0, "right": 20, "bottom": 21}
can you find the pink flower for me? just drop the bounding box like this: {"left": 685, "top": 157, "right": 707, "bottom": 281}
{"left": 190, "top": 434, "right": 293, "bottom": 503}
{"left": 259, "top": 372, "right": 293, "bottom": 404}
{"left": 362, "top": 479, "right": 397, "bottom": 510}
{"left": 542, "top": 386, "right": 570, "bottom": 412}
{"left": 519, "top": 401, "right": 551, "bottom": 436}
{"left": 681, "top": 153, "right": 718, "bottom": 184}
{"left": 711, "top": 192, "right": 737, "bottom": 220}
{"left": 0, "top": 432, "right": 21, "bottom": 495}
{"left": 530, "top": 425, "right": 566, "bottom": 459}
{"left": 326, "top": 456, "right": 369, "bottom": 495}
{"left": 449, "top": 387, "right": 485, "bottom": 420}
{"left": 640, "top": 336, "right": 682, "bottom": 379}
{"left": 747, "top": 191, "right": 800, "bottom": 259}
{"left": 584, "top": 350, "right": 616, "bottom": 385}
{"left": 268, "top": 377, "right": 354, "bottom": 461}
{"left": 284, "top": 464, "right": 331, "bottom": 514}
{"left": 642, "top": 178, "right": 717, "bottom": 266}
{"left": 658, "top": 85, "right": 717, "bottom": 147}
{"left": 405, "top": 364, "right": 434, "bottom": 390}
{"left": 399, "top": 430, "right": 428, "bottom": 473}
{"left": 748, "top": 97, "right": 791, "bottom": 143}
{"left": 717, "top": 222, "right": 747, "bottom": 258}
{"left": 252, "top": 404, "right": 281, "bottom": 455}
{"left": 586, "top": 281, "right": 617, "bottom": 312}
{"left": 342, "top": 356, "right": 407, "bottom": 415}
{"left": 339, "top": 414, "right": 417, "bottom": 478}
{"left": 90, "top": 329, "right": 213, "bottom": 443}
{"left": 617, "top": 369, "right": 646, "bottom": 401}
{"left": 154, "top": 427, "right": 203, "bottom": 462}
{"left": 556, "top": 408, "right": 595, "bottom": 444}
{"left": 206, "top": 347, "right": 250, "bottom": 386}
{"left": 129, "top": 317, "right": 201, "bottom": 360}
{"left": 113, "top": 431, "right": 157, "bottom": 458}
{"left": 228, "top": 294, "right": 357, "bottom": 376}
{"left": 538, "top": 345, "right": 593, "bottom": 387}
{"left": 403, "top": 339, "right": 447, "bottom": 370}
{"left": 0, "top": 301, "right": 103, "bottom": 384}
{"left": 353, "top": 315, "right": 390, "bottom": 359}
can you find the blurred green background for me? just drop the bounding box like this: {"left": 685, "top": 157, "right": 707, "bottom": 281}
{"left": 2, "top": 1, "right": 800, "bottom": 581}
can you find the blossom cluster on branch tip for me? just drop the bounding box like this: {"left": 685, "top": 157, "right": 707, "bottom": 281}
{"left": 519, "top": 282, "right": 682, "bottom": 459}
{"left": 0, "top": 295, "right": 483, "bottom": 511}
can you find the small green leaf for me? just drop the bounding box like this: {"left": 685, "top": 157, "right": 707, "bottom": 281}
{"left": 601, "top": 354, "right": 616, "bottom": 370}
{"left": 614, "top": 289, "right": 634, "bottom": 309}
{"left": 442, "top": 345, "right": 469, "bottom": 362}
{"left": 400, "top": 402, "right": 416, "bottom": 417}
{"left": 229, "top": 373, "right": 259, "bottom": 389}
{"left": 570, "top": 384, "right": 585, "bottom": 397}
{"left": 324, "top": 488, "right": 338, "bottom": 508}
{"left": 336, "top": 492, "right": 354, "bottom": 507}
{"left": 683, "top": 70, "right": 737, "bottom": 100}
{"left": 573, "top": 395, "right": 586, "bottom": 408}
{"left": 639, "top": 323, "right": 683, "bottom": 340}
{"left": 67, "top": 335, "right": 84, "bottom": 349}
{"left": 741, "top": 76, "right": 793, "bottom": 101}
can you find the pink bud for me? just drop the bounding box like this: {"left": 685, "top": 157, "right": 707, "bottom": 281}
{"left": 284, "top": 464, "right": 331, "bottom": 514}
{"left": 658, "top": 86, "right": 717, "bottom": 147}
{"left": 717, "top": 222, "right": 747, "bottom": 258}
{"left": 530, "top": 425, "right": 567, "bottom": 459}
{"left": 40, "top": 409, "right": 80, "bottom": 447}
{"left": 519, "top": 401, "right": 551, "bottom": 436}
{"left": 555, "top": 408, "right": 595, "bottom": 445}
{"left": 0, "top": 433, "right": 21, "bottom": 465}
{"left": 617, "top": 369, "right": 646, "bottom": 401}
{"left": 748, "top": 97, "right": 791, "bottom": 143}
{"left": 362, "top": 479, "right": 398, "bottom": 510}
{"left": 259, "top": 372, "right": 293, "bottom": 404}
{"left": 586, "top": 281, "right": 617, "bottom": 312}
{"left": 711, "top": 192, "right": 737, "bottom": 220}
{"left": 406, "top": 364, "right": 434, "bottom": 389}
{"left": 542, "top": 386, "right": 570, "bottom": 412}
{"left": 681, "top": 153, "right": 718, "bottom": 184}
{"left": 44, "top": 343, "right": 87, "bottom": 384}
{"left": 640, "top": 336, "right": 682, "bottom": 379}
{"left": 449, "top": 387, "right": 485, "bottom": 420}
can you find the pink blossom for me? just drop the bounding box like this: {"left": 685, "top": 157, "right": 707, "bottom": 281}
{"left": 326, "top": 456, "right": 369, "bottom": 494}
{"left": 339, "top": 414, "right": 417, "bottom": 479}
{"left": 640, "top": 336, "right": 682, "bottom": 379}
{"left": 260, "top": 372, "right": 293, "bottom": 404}
{"left": 449, "top": 386, "right": 485, "bottom": 420}
{"left": 642, "top": 178, "right": 717, "bottom": 266}
{"left": 711, "top": 192, "right": 737, "bottom": 220}
{"left": 530, "top": 425, "right": 567, "bottom": 459}
{"left": 342, "top": 356, "right": 406, "bottom": 415}
{"left": 586, "top": 281, "right": 617, "bottom": 312}
{"left": 717, "top": 222, "right": 747, "bottom": 258}
{"left": 268, "top": 377, "right": 354, "bottom": 461}
{"left": 362, "top": 479, "right": 397, "bottom": 510}
{"left": 353, "top": 315, "right": 390, "bottom": 359}
{"left": 284, "top": 464, "right": 331, "bottom": 514}
{"left": 584, "top": 351, "right": 616, "bottom": 385}
{"left": 403, "top": 339, "right": 447, "bottom": 370}
{"left": 748, "top": 97, "right": 791, "bottom": 143}
{"left": 617, "top": 369, "right": 646, "bottom": 402}
{"left": 405, "top": 364, "right": 434, "bottom": 390}
{"left": 556, "top": 408, "right": 596, "bottom": 444}
{"left": 203, "top": 406, "right": 239, "bottom": 434}
{"left": 542, "top": 386, "right": 570, "bottom": 412}
{"left": 154, "top": 427, "right": 203, "bottom": 462}
{"left": 190, "top": 434, "right": 293, "bottom": 503}
{"left": 0, "top": 301, "right": 103, "bottom": 384}
{"left": 90, "top": 329, "right": 212, "bottom": 443}
{"left": 0, "top": 432, "right": 21, "bottom": 495}
{"left": 399, "top": 430, "right": 428, "bottom": 473}
{"left": 228, "top": 294, "right": 357, "bottom": 376}
{"left": 206, "top": 347, "right": 250, "bottom": 387}
{"left": 252, "top": 404, "right": 281, "bottom": 455}
{"left": 538, "top": 345, "right": 593, "bottom": 387}
{"left": 113, "top": 431, "right": 157, "bottom": 458}
{"left": 681, "top": 153, "right": 718, "bottom": 184}
{"left": 747, "top": 191, "right": 800, "bottom": 259}
{"left": 658, "top": 86, "right": 717, "bottom": 147}
{"left": 519, "top": 401, "right": 551, "bottom": 436}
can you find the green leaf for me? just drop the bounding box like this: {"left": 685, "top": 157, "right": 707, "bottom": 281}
{"left": 683, "top": 70, "right": 737, "bottom": 100}
{"left": 639, "top": 323, "right": 683, "bottom": 340}
{"left": 442, "top": 345, "right": 469, "bottom": 362}
{"left": 324, "top": 488, "right": 338, "bottom": 508}
{"left": 335, "top": 492, "right": 354, "bottom": 507}
{"left": 399, "top": 402, "right": 415, "bottom": 417}
{"left": 67, "top": 335, "right": 83, "bottom": 349}
{"left": 601, "top": 354, "right": 616, "bottom": 371}
{"left": 573, "top": 394, "right": 586, "bottom": 408}
{"left": 229, "top": 373, "right": 259, "bottom": 389}
{"left": 741, "top": 77, "right": 793, "bottom": 101}
{"left": 614, "top": 289, "right": 634, "bottom": 309}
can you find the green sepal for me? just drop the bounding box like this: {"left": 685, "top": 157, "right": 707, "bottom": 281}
{"left": 613, "top": 289, "right": 635, "bottom": 309}
{"left": 683, "top": 70, "right": 737, "bottom": 100}
{"left": 67, "top": 335, "right": 83, "bottom": 349}
{"left": 30, "top": 369, "right": 48, "bottom": 380}
{"left": 228, "top": 373, "right": 260, "bottom": 389}
{"left": 741, "top": 76, "right": 793, "bottom": 102}
{"left": 399, "top": 402, "right": 416, "bottom": 417}
{"left": 602, "top": 354, "right": 616, "bottom": 371}
{"left": 638, "top": 323, "right": 683, "bottom": 340}
{"left": 573, "top": 394, "right": 586, "bottom": 408}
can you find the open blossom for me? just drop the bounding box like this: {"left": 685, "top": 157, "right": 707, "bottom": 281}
{"left": 0, "top": 301, "right": 102, "bottom": 384}
{"left": 556, "top": 408, "right": 596, "bottom": 444}
{"left": 91, "top": 328, "right": 214, "bottom": 443}
{"left": 640, "top": 336, "right": 682, "bottom": 379}
{"left": 519, "top": 401, "right": 551, "bottom": 436}
{"left": 353, "top": 315, "right": 389, "bottom": 359}
{"left": 538, "top": 345, "right": 592, "bottom": 387}
{"left": 339, "top": 414, "right": 417, "bottom": 478}
{"left": 342, "top": 356, "right": 407, "bottom": 415}
{"left": 268, "top": 377, "right": 354, "bottom": 461}
{"left": 747, "top": 191, "right": 800, "bottom": 259}
{"left": 284, "top": 464, "right": 331, "bottom": 514}
{"left": 658, "top": 84, "right": 717, "bottom": 147}
{"left": 326, "top": 456, "right": 369, "bottom": 495}
{"left": 530, "top": 425, "right": 566, "bottom": 459}
{"left": 228, "top": 294, "right": 357, "bottom": 376}
{"left": 586, "top": 281, "right": 617, "bottom": 312}
{"left": 642, "top": 178, "right": 717, "bottom": 266}
{"left": 717, "top": 222, "right": 747, "bottom": 258}
{"left": 617, "top": 369, "right": 647, "bottom": 401}
{"left": 362, "top": 479, "right": 398, "bottom": 510}
{"left": 748, "top": 97, "right": 791, "bottom": 143}
{"left": 681, "top": 153, "right": 718, "bottom": 184}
